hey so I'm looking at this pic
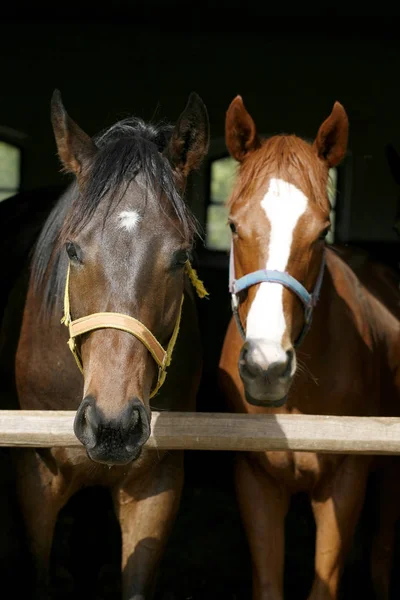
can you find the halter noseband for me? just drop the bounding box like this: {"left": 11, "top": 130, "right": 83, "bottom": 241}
{"left": 229, "top": 241, "right": 325, "bottom": 347}
{"left": 62, "top": 261, "right": 208, "bottom": 399}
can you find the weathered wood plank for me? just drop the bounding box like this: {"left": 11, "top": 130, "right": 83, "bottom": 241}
{"left": 0, "top": 411, "right": 399, "bottom": 454}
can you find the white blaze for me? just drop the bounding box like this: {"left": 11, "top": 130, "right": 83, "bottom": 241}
{"left": 118, "top": 210, "right": 141, "bottom": 232}
{"left": 246, "top": 178, "right": 307, "bottom": 362}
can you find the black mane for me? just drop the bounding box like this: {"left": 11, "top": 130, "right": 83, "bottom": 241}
{"left": 31, "top": 117, "right": 199, "bottom": 314}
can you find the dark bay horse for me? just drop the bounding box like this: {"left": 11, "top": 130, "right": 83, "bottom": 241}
{"left": 8, "top": 90, "right": 209, "bottom": 598}
{"left": 218, "top": 96, "right": 400, "bottom": 599}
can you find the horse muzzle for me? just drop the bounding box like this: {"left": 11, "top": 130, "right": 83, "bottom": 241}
{"left": 239, "top": 340, "right": 295, "bottom": 407}
{"left": 74, "top": 396, "right": 151, "bottom": 465}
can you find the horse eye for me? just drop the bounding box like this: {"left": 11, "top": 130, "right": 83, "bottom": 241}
{"left": 319, "top": 226, "right": 330, "bottom": 240}
{"left": 66, "top": 241, "right": 82, "bottom": 263}
{"left": 172, "top": 249, "right": 190, "bottom": 268}
{"left": 229, "top": 221, "right": 237, "bottom": 234}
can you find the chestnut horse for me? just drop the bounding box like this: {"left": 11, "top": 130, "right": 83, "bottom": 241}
{"left": 218, "top": 97, "right": 400, "bottom": 599}
{"left": 9, "top": 90, "right": 209, "bottom": 598}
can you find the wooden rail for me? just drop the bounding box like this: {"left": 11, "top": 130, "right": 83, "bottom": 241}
{"left": 0, "top": 411, "right": 400, "bottom": 454}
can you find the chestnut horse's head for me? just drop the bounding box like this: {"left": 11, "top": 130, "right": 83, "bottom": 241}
{"left": 42, "top": 91, "right": 209, "bottom": 464}
{"left": 226, "top": 96, "right": 348, "bottom": 407}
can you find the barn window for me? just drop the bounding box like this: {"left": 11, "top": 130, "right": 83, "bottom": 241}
{"left": 0, "top": 140, "right": 22, "bottom": 202}
{"left": 205, "top": 156, "right": 339, "bottom": 250}
{"left": 205, "top": 156, "right": 237, "bottom": 251}
{"left": 326, "top": 167, "right": 338, "bottom": 244}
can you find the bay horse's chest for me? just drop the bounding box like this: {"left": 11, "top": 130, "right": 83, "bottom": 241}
{"left": 44, "top": 446, "right": 172, "bottom": 491}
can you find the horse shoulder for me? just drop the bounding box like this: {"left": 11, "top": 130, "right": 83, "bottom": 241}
{"left": 326, "top": 249, "right": 396, "bottom": 350}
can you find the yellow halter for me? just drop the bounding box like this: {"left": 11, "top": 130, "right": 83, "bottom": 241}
{"left": 61, "top": 261, "right": 208, "bottom": 398}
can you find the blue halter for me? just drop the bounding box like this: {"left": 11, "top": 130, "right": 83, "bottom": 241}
{"left": 229, "top": 242, "right": 326, "bottom": 347}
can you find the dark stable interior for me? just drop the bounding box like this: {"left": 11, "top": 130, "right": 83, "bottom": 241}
{"left": 0, "top": 11, "right": 400, "bottom": 599}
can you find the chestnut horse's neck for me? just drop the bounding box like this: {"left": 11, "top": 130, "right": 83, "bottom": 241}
{"left": 303, "top": 248, "right": 400, "bottom": 378}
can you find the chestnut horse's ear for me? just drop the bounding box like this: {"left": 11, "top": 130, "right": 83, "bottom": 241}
{"left": 165, "top": 92, "right": 210, "bottom": 179}
{"left": 50, "top": 89, "right": 98, "bottom": 176}
{"left": 225, "top": 96, "right": 260, "bottom": 162}
{"left": 313, "top": 101, "right": 349, "bottom": 167}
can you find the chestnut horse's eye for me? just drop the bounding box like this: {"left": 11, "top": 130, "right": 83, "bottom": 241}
{"left": 319, "top": 226, "right": 330, "bottom": 241}
{"left": 66, "top": 241, "right": 82, "bottom": 263}
{"left": 229, "top": 220, "right": 237, "bottom": 235}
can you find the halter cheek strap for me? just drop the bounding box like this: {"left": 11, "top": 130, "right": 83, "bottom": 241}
{"left": 229, "top": 241, "right": 325, "bottom": 347}
{"left": 62, "top": 261, "right": 208, "bottom": 398}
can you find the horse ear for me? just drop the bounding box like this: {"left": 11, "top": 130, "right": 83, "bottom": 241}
{"left": 50, "top": 89, "right": 98, "bottom": 176}
{"left": 225, "top": 96, "right": 260, "bottom": 162}
{"left": 385, "top": 143, "right": 400, "bottom": 186}
{"left": 165, "top": 92, "right": 209, "bottom": 179}
{"left": 313, "top": 101, "right": 348, "bottom": 167}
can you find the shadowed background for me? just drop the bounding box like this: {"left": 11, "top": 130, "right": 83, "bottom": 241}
{"left": 0, "top": 8, "right": 399, "bottom": 598}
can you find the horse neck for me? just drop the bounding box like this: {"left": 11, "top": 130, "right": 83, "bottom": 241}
{"left": 311, "top": 247, "right": 399, "bottom": 356}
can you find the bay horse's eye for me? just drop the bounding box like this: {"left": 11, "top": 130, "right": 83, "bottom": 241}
{"left": 172, "top": 249, "right": 191, "bottom": 269}
{"left": 229, "top": 220, "right": 237, "bottom": 235}
{"left": 66, "top": 241, "right": 82, "bottom": 263}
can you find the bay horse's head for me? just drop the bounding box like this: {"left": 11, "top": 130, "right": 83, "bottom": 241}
{"left": 226, "top": 97, "right": 348, "bottom": 407}
{"left": 47, "top": 91, "right": 209, "bottom": 464}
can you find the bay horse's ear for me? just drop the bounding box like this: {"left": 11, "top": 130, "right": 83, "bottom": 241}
{"left": 165, "top": 92, "right": 209, "bottom": 179}
{"left": 225, "top": 96, "right": 260, "bottom": 162}
{"left": 50, "top": 89, "right": 98, "bottom": 176}
{"left": 313, "top": 101, "right": 348, "bottom": 167}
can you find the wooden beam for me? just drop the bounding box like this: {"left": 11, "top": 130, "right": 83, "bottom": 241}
{"left": 0, "top": 411, "right": 400, "bottom": 454}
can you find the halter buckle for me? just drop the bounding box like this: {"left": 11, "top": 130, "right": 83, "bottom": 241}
{"left": 304, "top": 305, "right": 313, "bottom": 324}
{"left": 231, "top": 293, "right": 239, "bottom": 312}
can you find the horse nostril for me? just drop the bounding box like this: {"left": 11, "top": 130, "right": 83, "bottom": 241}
{"left": 284, "top": 350, "right": 294, "bottom": 377}
{"left": 125, "top": 400, "right": 151, "bottom": 452}
{"left": 120, "top": 402, "right": 139, "bottom": 432}
{"left": 240, "top": 342, "right": 249, "bottom": 365}
{"left": 130, "top": 409, "right": 139, "bottom": 429}
{"left": 74, "top": 396, "right": 98, "bottom": 449}
{"left": 84, "top": 403, "right": 99, "bottom": 430}
{"left": 239, "top": 342, "right": 262, "bottom": 379}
